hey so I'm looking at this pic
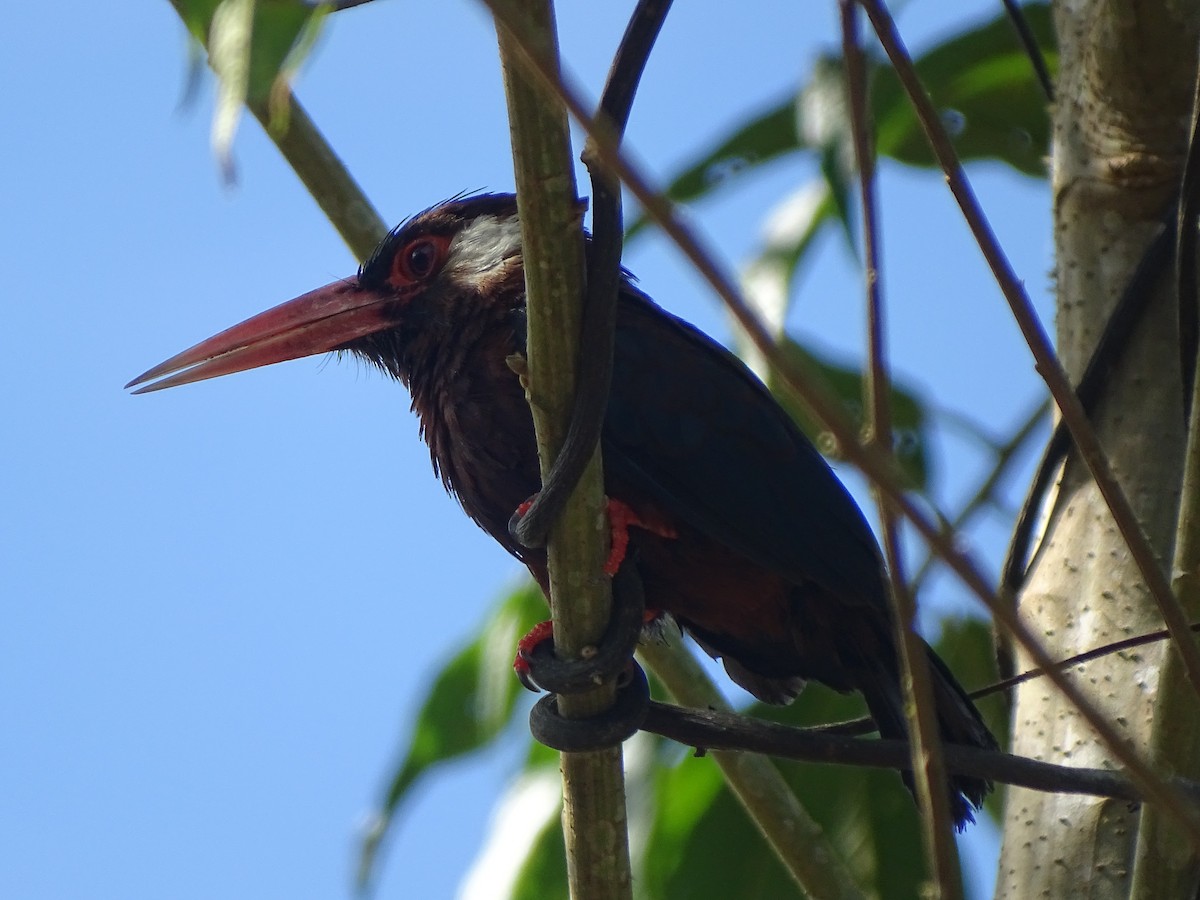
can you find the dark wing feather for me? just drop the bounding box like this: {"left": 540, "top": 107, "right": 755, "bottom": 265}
{"left": 602, "top": 283, "right": 888, "bottom": 609}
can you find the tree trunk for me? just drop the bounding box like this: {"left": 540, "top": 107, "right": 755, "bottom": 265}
{"left": 995, "top": 3, "right": 1197, "bottom": 898}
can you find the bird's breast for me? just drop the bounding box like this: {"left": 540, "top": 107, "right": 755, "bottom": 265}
{"left": 413, "top": 327, "right": 543, "bottom": 556}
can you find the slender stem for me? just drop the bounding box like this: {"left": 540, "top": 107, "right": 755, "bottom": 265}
{"left": 999, "top": 0, "right": 1054, "bottom": 102}
{"left": 1176, "top": 63, "right": 1200, "bottom": 415}
{"left": 1129, "top": 356, "right": 1200, "bottom": 893}
{"left": 826, "top": 620, "right": 1200, "bottom": 738}
{"left": 640, "top": 701, "right": 1200, "bottom": 808}
{"left": 912, "top": 400, "right": 1046, "bottom": 598}
{"left": 840, "top": 4, "right": 962, "bottom": 894}
{"left": 493, "top": 3, "right": 632, "bottom": 898}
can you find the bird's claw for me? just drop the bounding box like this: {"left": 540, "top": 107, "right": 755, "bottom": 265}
{"left": 603, "top": 498, "right": 677, "bottom": 575}
{"left": 513, "top": 620, "right": 556, "bottom": 692}
{"left": 508, "top": 495, "right": 542, "bottom": 549}
{"left": 512, "top": 561, "right": 650, "bottom": 697}
{"left": 509, "top": 494, "right": 678, "bottom": 573}
{"left": 516, "top": 562, "right": 653, "bottom": 752}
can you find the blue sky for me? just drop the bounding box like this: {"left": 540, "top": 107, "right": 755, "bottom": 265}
{"left": 3, "top": 2, "right": 1051, "bottom": 898}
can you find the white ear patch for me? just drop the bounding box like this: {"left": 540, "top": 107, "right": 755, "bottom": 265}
{"left": 447, "top": 214, "right": 523, "bottom": 289}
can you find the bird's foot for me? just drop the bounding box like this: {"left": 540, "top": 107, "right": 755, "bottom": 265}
{"left": 514, "top": 562, "right": 652, "bottom": 751}
{"left": 513, "top": 606, "right": 663, "bottom": 692}
{"left": 508, "top": 495, "right": 676, "bottom": 573}
{"left": 513, "top": 620, "right": 555, "bottom": 692}
{"left": 513, "top": 495, "right": 535, "bottom": 520}
{"left": 508, "top": 494, "right": 540, "bottom": 548}
{"left": 604, "top": 498, "right": 677, "bottom": 575}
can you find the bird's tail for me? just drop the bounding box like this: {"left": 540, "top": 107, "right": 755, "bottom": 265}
{"left": 859, "top": 640, "right": 997, "bottom": 830}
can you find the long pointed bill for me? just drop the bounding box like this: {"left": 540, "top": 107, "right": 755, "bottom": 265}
{"left": 126, "top": 279, "right": 394, "bottom": 394}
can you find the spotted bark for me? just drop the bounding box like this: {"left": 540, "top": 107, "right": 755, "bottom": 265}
{"left": 995, "top": 3, "right": 1197, "bottom": 898}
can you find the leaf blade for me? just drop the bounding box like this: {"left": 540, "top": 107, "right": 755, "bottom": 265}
{"left": 356, "top": 583, "right": 544, "bottom": 888}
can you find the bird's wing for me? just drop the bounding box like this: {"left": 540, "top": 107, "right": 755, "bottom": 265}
{"left": 602, "top": 285, "right": 887, "bottom": 608}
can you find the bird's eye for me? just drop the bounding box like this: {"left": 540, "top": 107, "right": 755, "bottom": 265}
{"left": 393, "top": 237, "right": 445, "bottom": 284}
{"left": 406, "top": 241, "right": 437, "bottom": 277}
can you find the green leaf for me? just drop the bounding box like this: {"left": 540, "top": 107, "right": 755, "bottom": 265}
{"left": 768, "top": 338, "right": 932, "bottom": 490}
{"left": 208, "top": 0, "right": 254, "bottom": 178}
{"left": 871, "top": 3, "right": 1056, "bottom": 177}
{"left": 175, "top": 0, "right": 327, "bottom": 173}
{"left": 625, "top": 96, "right": 798, "bottom": 239}
{"left": 510, "top": 811, "right": 568, "bottom": 900}
{"left": 803, "top": 55, "right": 857, "bottom": 251}
{"left": 753, "top": 685, "right": 928, "bottom": 900}
{"left": 627, "top": 3, "right": 1053, "bottom": 238}
{"left": 177, "top": 0, "right": 325, "bottom": 100}
{"left": 356, "top": 582, "right": 545, "bottom": 888}
{"left": 736, "top": 182, "right": 840, "bottom": 349}
{"left": 639, "top": 753, "right": 740, "bottom": 898}
{"left": 268, "top": 5, "right": 328, "bottom": 130}
{"left": 639, "top": 681, "right": 928, "bottom": 900}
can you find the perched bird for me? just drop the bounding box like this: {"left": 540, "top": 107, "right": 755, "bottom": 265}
{"left": 128, "top": 193, "right": 996, "bottom": 825}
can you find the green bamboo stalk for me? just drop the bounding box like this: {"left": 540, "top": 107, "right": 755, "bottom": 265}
{"left": 494, "top": 3, "right": 633, "bottom": 898}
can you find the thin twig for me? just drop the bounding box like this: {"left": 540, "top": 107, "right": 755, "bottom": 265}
{"left": 641, "top": 701, "right": 1200, "bottom": 809}
{"left": 841, "top": 2, "right": 962, "bottom": 892}
{"left": 984, "top": 622, "right": 1200, "bottom": 699}
{"left": 468, "top": 3, "right": 1200, "bottom": 847}
{"left": 911, "top": 400, "right": 1046, "bottom": 598}
{"left": 823, "top": 621, "right": 1200, "bottom": 738}
{"left": 999, "top": 0, "right": 1054, "bottom": 101}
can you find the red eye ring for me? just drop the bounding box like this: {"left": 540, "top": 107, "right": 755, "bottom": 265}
{"left": 392, "top": 236, "right": 447, "bottom": 285}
